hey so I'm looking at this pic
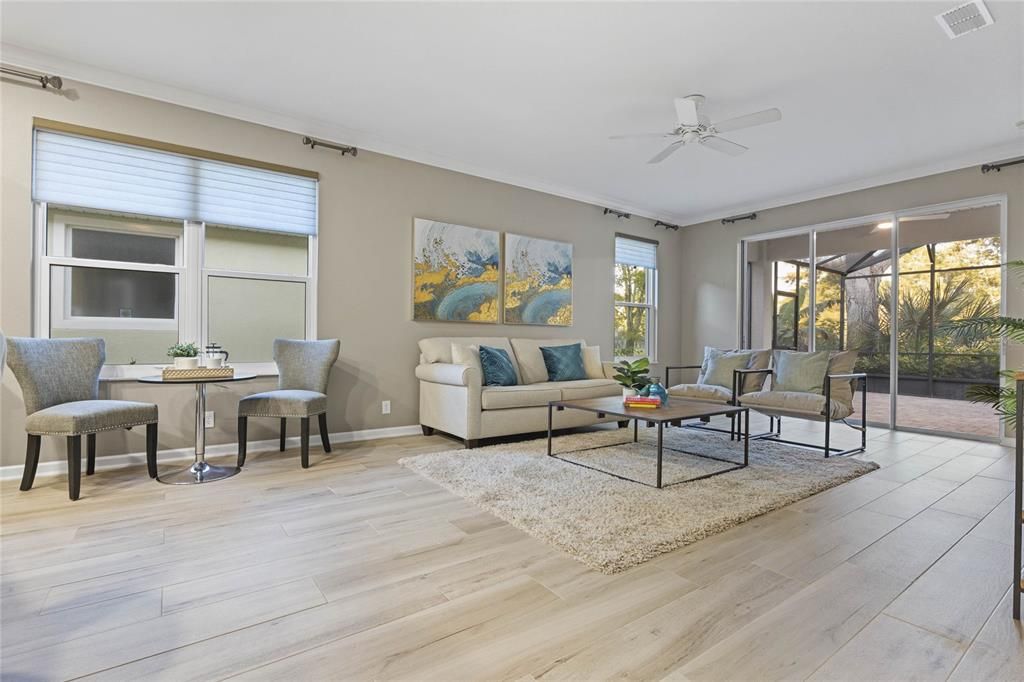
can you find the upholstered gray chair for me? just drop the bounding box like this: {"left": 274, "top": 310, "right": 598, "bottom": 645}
{"left": 237, "top": 338, "right": 340, "bottom": 469}
{"left": 5, "top": 337, "right": 159, "bottom": 500}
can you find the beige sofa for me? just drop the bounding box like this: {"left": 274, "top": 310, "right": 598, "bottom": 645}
{"left": 416, "top": 336, "right": 623, "bottom": 447}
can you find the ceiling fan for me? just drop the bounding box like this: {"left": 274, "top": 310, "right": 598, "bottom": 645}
{"left": 610, "top": 95, "right": 782, "bottom": 163}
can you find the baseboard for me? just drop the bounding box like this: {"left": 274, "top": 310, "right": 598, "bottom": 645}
{"left": 0, "top": 424, "right": 422, "bottom": 481}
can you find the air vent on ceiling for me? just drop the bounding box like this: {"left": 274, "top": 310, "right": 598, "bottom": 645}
{"left": 935, "top": 1, "right": 994, "bottom": 39}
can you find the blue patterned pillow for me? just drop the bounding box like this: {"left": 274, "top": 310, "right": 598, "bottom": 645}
{"left": 540, "top": 343, "right": 587, "bottom": 382}
{"left": 479, "top": 346, "right": 517, "bottom": 386}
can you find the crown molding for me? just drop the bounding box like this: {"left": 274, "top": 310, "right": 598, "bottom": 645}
{"left": 4, "top": 43, "right": 1021, "bottom": 230}
{"left": 0, "top": 44, "right": 671, "bottom": 225}
{"left": 674, "top": 139, "right": 1024, "bottom": 227}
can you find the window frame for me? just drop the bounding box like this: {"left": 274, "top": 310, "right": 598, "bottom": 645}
{"left": 33, "top": 202, "right": 318, "bottom": 380}
{"left": 613, "top": 237, "right": 659, "bottom": 362}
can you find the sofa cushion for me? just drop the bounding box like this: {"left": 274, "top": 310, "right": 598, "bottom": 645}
{"left": 773, "top": 350, "right": 830, "bottom": 394}
{"left": 739, "top": 389, "right": 852, "bottom": 420}
{"left": 420, "top": 337, "right": 521, "bottom": 382}
{"left": 480, "top": 346, "right": 518, "bottom": 386}
{"left": 667, "top": 383, "right": 732, "bottom": 404}
{"left": 540, "top": 343, "right": 587, "bottom": 382}
{"left": 555, "top": 378, "right": 620, "bottom": 401}
{"left": 582, "top": 346, "right": 604, "bottom": 380}
{"left": 510, "top": 338, "right": 585, "bottom": 384}
{"left": 451, "top": 343, "right": 482, "bottom": 375}
{"left": 25, "top": 399, "right": 157, "bottom": 436}
{"left": 481, "top": 384, "right": 562, "bottom": 410}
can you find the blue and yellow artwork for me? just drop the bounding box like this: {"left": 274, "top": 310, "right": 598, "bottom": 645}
{"left": 504, "top": 233, "right": 573, "bottom": 326}
{"left": 413, "top": 219, "right": 500, "bottom": 323}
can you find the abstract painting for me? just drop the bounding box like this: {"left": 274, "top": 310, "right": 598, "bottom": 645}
{"left": 504, "top": 233, "right": 573, "bottom": 326}
{"left": 413, "top": 219, "right": 500, "bottom": 323}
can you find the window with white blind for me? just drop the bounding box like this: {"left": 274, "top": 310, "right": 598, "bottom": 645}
{"left": 614, "top": 234, "right": 658, "bottom": 360}
{"left": 32, "top": 125, "right": 319, "bottom": 376}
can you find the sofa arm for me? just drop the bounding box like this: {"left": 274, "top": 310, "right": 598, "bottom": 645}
{"left": 415, "top": 363, "right": 482, "bottom": 387}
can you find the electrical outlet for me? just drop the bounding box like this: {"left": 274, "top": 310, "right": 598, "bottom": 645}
{"left": 205, "top": 410, "right": 215, "bottom": 428}
{"left": 381, "top": 400, "right": 391, "bottom": 415}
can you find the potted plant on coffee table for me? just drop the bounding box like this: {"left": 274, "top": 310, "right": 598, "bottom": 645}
{"left": 167, "top": 342, "right": 200, "bottom": 369}
{"left": 613, "top": 357, "right": 652, "bottom": 400}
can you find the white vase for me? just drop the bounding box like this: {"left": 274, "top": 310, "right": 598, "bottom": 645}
{"left": 174, "top": 356, "right": 199, "bottom": 369}
{"left": 622, "top": 387, "right": 638, "bottom": 400}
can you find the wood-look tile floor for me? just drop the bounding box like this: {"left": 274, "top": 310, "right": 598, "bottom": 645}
{"left": 1, "top": 417, "right": 1021, "bottom": 681}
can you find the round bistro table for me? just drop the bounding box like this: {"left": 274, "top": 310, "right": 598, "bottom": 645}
{"left": 138, "top": 373, "right": 257, "bottom": 484}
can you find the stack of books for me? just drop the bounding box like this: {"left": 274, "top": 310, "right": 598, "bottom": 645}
{"left": 624, "top": 395, "right": 661, "bottom": 409}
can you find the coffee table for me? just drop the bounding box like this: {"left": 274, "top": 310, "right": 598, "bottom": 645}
{"left": 546, "top": 396, "right": 749, "bottom": 488}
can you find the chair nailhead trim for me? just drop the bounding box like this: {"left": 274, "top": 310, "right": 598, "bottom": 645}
{"left": 27, "top": 419, "right": 158, "bottom": 437}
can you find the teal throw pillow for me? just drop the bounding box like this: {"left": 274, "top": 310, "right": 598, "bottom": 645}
{"left": 540, "top": 343, "right": 587, "bottom": 382}
{"left": 700, "top": 349, "right": 753, "bottom": 390}
{"left": 773, "top": 350, "right": 831, "bottom": 394}
{"left": 479, "top": 346, "right": 518, "bottom": 386}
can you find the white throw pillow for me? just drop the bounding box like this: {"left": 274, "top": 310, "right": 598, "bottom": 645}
{"left": 582, "top": 346, "right": 604, "bottom": 380}
{"left": 451, "top": 343, "right": 482, "bottom": 377}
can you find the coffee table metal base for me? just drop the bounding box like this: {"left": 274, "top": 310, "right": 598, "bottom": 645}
{"left": 158, "top": 461, "right": 241, "bottom": 485}
{"left": 546, "top": 399, "right": 750, "bottom": 489}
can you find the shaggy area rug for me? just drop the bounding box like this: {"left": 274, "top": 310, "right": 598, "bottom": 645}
{"left": 400, "top": 428, "right": 878, "bottom": 573}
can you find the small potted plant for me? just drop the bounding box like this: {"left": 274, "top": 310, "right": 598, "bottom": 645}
{"left": 612, "top": 357, "right": 652, "bottom": 399}
{"left": 167, "top": 342, "right": 200, "bottom": 369}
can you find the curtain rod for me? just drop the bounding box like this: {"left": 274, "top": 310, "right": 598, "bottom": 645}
{"left": 981, "top": 156, "right": 1024, "bottom": 174}
{"left": 1, "top": 65, "right": 63, "bottom": 90}
{"left": 302, "top": 136, "right": 358, "bottom": 157}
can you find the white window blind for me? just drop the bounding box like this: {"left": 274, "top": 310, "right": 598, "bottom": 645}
{"left": 33, "top": 130, "right": 318, "bottom": 235}
{"left": 615, "top": 235, "right": 658, "bottom": 268}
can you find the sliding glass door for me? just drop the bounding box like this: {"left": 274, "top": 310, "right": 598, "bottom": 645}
{"left": 894, "top": 204, "right": 1003, "bottom": 438}
{"left": 741, "top": 197, "right": 1005, "bottom": 439}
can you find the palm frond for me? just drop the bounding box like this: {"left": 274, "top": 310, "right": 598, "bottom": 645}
{"left": 943, "top": 316, "right": 1024, "bottom": 344}
{"left": 965, "top": 383, "right": 1018, "bottom": 430}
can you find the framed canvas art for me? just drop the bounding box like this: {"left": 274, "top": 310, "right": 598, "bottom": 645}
{"left": 504, "top": 233, "right": 573, "bottom": 326}
{"left": 413, "top": 219, "right": 500, "bottom": 323}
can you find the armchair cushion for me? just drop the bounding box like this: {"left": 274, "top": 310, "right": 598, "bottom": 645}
{"left": 238, "top": 390, "right": 327, "bottom": 418}
{"left": 25, "top": 400, "right": 157, "bottom": 436}
{"left": 697, "top": 347, "right": 772, "bottom": 393}
{"left": 772, "top": 350, "right": 830, "bottom": 394}
{"left": 667, "top": 383, "right": 733, "bottom": 404}
{"left": 826, "top": 350, "right": 859, "bottom": 408}
{"left": 700, "top": 348, "right": 753, "bottom": 389}
{"left": 740, "top": 390, "right": 852, "bottom": 420}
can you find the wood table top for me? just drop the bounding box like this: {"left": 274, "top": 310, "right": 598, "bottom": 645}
{"left": 551, "top": 396, "right": 744, "bottom": 422}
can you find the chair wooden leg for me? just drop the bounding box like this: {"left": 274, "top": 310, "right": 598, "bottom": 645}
{"left": 318, "top": 413, "right": 331, "bottom": 453}
{"left": 86, "top": 433, "right": 96, "bottom": 475}
{"left": 146, "top": 423, "right": 158, "bottom": 478}
{"left": 20, "top": 435, "right": 41, "bottom": 491}
{"left": 237, "top": 416, "right": 248, "bottom": 468}
{"left": 66, "top": 435, "right": 82, "bottom": 501}
{"left": 300, "top": 417, "right": 310, "bottom": 469}
{"left": 279, "top": 418, "right": 287, "bottom": 451}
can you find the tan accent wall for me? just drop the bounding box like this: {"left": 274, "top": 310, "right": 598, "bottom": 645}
{"left": 677, "top": 164, "right": 1024, "bottom": 437}
{"left": 0, "top": 79, "right": 683, "bottom": 466}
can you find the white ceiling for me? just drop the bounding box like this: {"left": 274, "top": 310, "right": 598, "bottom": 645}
{"left": 3, "top": 1, "right": 1023, "bottom": 225}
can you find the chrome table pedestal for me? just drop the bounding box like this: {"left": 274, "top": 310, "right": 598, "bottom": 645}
{"left": 137, "top": 372, "right": 257, "bottom": 485}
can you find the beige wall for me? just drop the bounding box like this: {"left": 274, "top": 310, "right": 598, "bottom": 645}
{"left": 0, "top": 78, "right": 684, "bottom": 466}
{"left": 677, "top": 164, "right": 1023, "bottom": 436}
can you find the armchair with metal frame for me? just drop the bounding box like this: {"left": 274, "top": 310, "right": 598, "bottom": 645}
{"left": 734, "top": 367, "right": 868, "bottom": 457}
{"left": 664, "top": 364, "right": 741, "bottom": 439}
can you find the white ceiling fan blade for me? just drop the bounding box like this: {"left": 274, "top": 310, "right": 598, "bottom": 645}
{"left": 673, "top": 96, "right": 704, "bottom": 126}
{"left": 712, "top": 108, "right": 782, "bottom": 133}
{"left": 608, "top": 132, "right": 671, "bottom": 140}
{"left": 700, "top": 136, "right": 748, "bottom": 156}
{"left": 647, "top": 142, "right": 684, "bottom": 164}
